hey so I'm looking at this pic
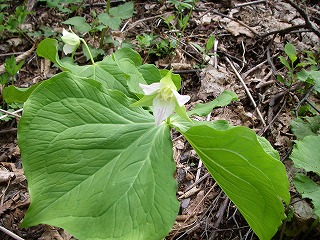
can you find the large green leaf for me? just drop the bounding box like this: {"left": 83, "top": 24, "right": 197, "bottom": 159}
{"left": 98, "top": 13, "right": 122, "bottom": 30}
{"left": 109, "top": 2, "right": 134, "bottom": 19}
{"left": 290, "top": 116, "right": 320, "bottom": 140}
{"left": 18, "top": 72, "right": 179, "bottom": 240}
{"left": 62, "top": 17, "right": 91, "bottom": 33}
{"left": 294, "top": 174, "right": 320, "bottom": 217}
{"left": 36, "top": 39, "right": 146, "bottom": 97}
{"left": 290, "top": 135, "right": 320, "bottom": 175}
{"left": 138, "top": 64, "right": 162, "bottom": 84}
{"left": 36, "top": 38, "right": 62, "bottom": 66}
{"left": 64, "top": 59, "right": 132, "bottom": 96}
{"left": 181, "top": 125, "right": 289, "bottom": 240}
{"left": 113, "top": 47, "right": 142, "bottom": 67}
{"left": 284, "top": 42, "right": 297, "bottom": 64}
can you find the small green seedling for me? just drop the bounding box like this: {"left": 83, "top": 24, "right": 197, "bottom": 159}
{"left": 190, "top": 34, "right": 215, "bottom": 67}
{"left": 166, "top": 0, "right": 195, "bottom": 33}
{"left": 38, "top": 0, "right": 82, "bottom": 13}
{"left": 0, "top": 4, "right": 31, "bottom": 36}
{"left": 278, "top": 42, "right": 319, "bottom": 87}
{"left": 0, "top": 55, "right": 24, "bottom": 85}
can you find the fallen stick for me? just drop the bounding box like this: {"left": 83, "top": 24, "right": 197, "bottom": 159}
{"left": 225, "top": 56, "right": 266, "bottom": 126}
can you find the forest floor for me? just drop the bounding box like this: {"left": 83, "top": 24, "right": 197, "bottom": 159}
{"left": 0, "top": 0, "right": 320, "bottom": 239}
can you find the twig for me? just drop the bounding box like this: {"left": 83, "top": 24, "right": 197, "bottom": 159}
{"left": 209, "top": 196, "right": 230, "bottom": 239}
{"left": 283, "top": 0, "right": 320, "bottom": 38}
{"left": 306, "top": 99, "right": 320, "bottom": 114}
{"left": 240, "top": 40, "right": 247, "bottom": 70}
{"left": 294, "top": 86, "right": 314, "bottom": 117}
{"left": 124, "top": 13, "right": 173, "bottom": 32}
{"left": 258, "top": 95, "right": 287, "bottom": 136}
{"left": 0, "top": 226, "right": 25, "bottom": 240}
{"left": 260, "top": 24, "right": 307, "bottom": 38}
{"left": 184, "top": 172, "right": 210, "bottom": 192}
{"left": 225, "top": 56, "right": 266, "bottom": 126}
{"left": 171, "top": 183, "right": 217, "bottom": 240}
{"left": 0, "top": 52, "right": 25, "bottom": 57}
{"left": 213, "top": 39, "right": 218, "bottom": 69}
{"left": 0, "top": 128, "right": 17, "bottom": 134}
{"left": 217, "top": 51, "right": 244, "bottom": 64}
{"left": 241, "top": 53, "right": 279, "bottom": 79}
{"left": 172, "top": 69, "right": 202, "bottom": 74}
{"left": 266, "top": 44, "right": 277, "bottom": 75}
{"left": 0, "top": 109, "right": 23, "bottom": 120}
{"left": 242, "top": 60, "right": 268, "bottom": 79}
{"left": 233, "top": 0, "right": 266, "bottom": 8}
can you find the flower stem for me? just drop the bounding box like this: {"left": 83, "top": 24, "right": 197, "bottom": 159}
{"left": 80, "top": 38, "right": 95, "bottom": 65}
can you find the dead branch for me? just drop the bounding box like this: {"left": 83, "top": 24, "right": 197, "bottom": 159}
{"left": 282, "top": 0, "right": 320, "bottom": 38}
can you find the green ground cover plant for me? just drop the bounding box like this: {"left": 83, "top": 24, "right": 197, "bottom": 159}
{"left": 16, "top": 29, "right": 290, "bottom": 240}
{"left": 290, "top": 115, "right": 320, "bottom": 234}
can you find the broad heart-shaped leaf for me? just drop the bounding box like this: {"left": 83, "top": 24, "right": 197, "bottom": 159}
{"left": 98, "top": 12, "right": 122, "bottom": 30}
{"left": 36, "top": 38, "right": 63, "bottom": 67}
{"left": 290, "top": 135, "right": 320, "bottom": 176}
{"left": 180, "top": 124, "right": 290, "bottom": 240}
{"left": 62, "top": 17, "right": 91, "bottom": 33}
{"left": 18, "top": 72, "right": 179, "bottom": 240}
{"left": 294, "top": 174, "right": 320, "bottom": 217}
{"left": 109, "top": 2, "right": 134, "bottom": 19}
{"left": 113, "top": 47, "right": 142, "bottom": 67}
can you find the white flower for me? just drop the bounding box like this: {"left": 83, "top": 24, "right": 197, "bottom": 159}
{"left": 135, "top": 70, "right": 190, "bottom": 126}
{"left": 61, "top": 28, "right": 80, "bottom": 55}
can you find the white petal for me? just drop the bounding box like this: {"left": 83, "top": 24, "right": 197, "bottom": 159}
{"left": 172, "top": 90, "right": 190, "bottom": 106}
{"left": 139, "top": 83, "right": 161, "bottom": 95}
{"left": 62, "top": 28, "right": 69, "bottom": 36}
{"left": 61, "top": 29, "right": 80, "bottom": 45}
{"left": 153, "top": 96, "right": 175, "bottom": 126}
{"left": 63, "top": 44, "right": 76, "bottom": 55}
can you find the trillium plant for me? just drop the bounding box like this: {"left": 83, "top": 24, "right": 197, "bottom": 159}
{"left": 17, "top": 30, "right": 290, "bottom": 240}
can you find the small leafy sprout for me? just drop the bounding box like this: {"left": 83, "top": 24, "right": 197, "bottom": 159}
{"left": 0, "top": 55, "right": 24, "bottom": 85}
{"left": 190, "top": 34, "right": 215, "bottom": 68}
{"left": 133, "top": 70, "right": 190, "bottom": 126}
{"left": 278, "top": 42, "right": 319, "bottom": 87}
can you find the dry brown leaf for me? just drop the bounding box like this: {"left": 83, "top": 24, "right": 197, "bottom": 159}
{"left": 226, "top": 21, "right": 254, "bottom": 37}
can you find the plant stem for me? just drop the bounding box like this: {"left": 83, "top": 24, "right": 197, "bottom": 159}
{"left": 80, "top": 39, "right": 95, "bottom": 65}
{"left": 99, "top": 27, "right": 108, "bottom": 49}
{"left": 106, "top": 0, "right": 110, "bottom": 13}
{"left": 99, "top": 0, "right": 110, "bottom": 49}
